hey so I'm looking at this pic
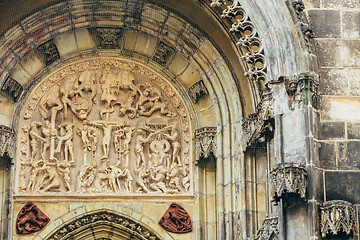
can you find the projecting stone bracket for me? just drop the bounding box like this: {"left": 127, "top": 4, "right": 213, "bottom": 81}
{"left": 251, "top": 214, "right": 279, "bottom": 240}
{"left": 194, "top": 127, "right": 217, "bottom": 164}
{"left": 242, "top": 89, "right": 274, "bottom": 149}
{"left": 320, "top": 200, "right": 359, "bottom": 238}
{"left": 270, "top": 163, "right": 307, "bottom": 204}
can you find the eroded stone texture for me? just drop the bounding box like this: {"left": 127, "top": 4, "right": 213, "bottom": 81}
{"left": 15, "top": 57, "right": 193, "bottom": 196}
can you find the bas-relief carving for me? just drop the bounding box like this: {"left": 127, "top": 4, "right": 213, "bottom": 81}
{"left": 16, "top": 202, "right": 50, "bottom": 234}
{"left": 158, "top": 203, "right": 192, "bottom": 233}
{"left": 16, "top": 58, "right": 192, "bottom": 196}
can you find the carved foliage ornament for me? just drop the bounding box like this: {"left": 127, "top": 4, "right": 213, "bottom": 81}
{"left": 188, "top": 80, "right": 209, "bottom": 103}
{"left": 210, "top": 0, "right": 267, "bottom": 84}
{"left": 194, "top": 127, "right": 217, "bottom": 162}
{"left": 1, "top": 76, "right": 23, "bottom": 102}
{"left": 158, "top": 203, "right": 192, "bottom": 233}
{"left": 0, "top": 125, "right": 15, "bottom": 159}
{"left": 16, "top": 58, "right": 192, "bottom": 196}
{"left": 16, "top": 201, "right": 50, "bottom": 234}
{"left": 320, "top": 200, "right": 359, "bottom": 237}
{"left": 270, "top": 163, "right": 307, "bottom": 203}
{"left": 252, "top": 214, "right": 279, "bottom": 240}
{"left": 47, "top": 210, "right": 160, "bottom": 240}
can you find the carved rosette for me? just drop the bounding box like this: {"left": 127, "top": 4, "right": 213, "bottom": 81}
{"left": 16, "top": 202, "right": 50, "bottom": 234}
{"left": 0, "top": 125, "right": 15, "bottom": 159}
{"left": 47, "top": 210, "right": 161, "bottom": 240}
{"left": 194, "top": 127, "right": 217, "bottom": 162}
{"left": 320, "top": 200, "right": 358, "bottom": 237}
{"left": 252, "top": 214, "right": 279, "bottom": 240}
{"left": 270, "top": 163, "right": 307, "bottom": 203}
{"left": 158, "top": 203, "right": 192, "bottom": 233}
{"left": 15, "top": 58, "right": 192, "bottom": 197}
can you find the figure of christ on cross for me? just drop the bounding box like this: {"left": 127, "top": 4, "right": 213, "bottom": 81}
{"left": 85, "top": 120, "right": 128, "bottom": 158}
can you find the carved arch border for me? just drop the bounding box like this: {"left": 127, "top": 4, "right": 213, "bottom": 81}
{"left": 43, "top": 209, "right": 167, "bottom": 240}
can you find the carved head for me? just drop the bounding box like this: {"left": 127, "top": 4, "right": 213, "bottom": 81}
{"left": 60, "top": 70, "right": 95, "bottom": 119}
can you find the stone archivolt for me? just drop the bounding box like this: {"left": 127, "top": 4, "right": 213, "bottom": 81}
{"left": 16, "top": 58, "right": 192, "bottom": 196}
{"left": 320, "top": 200, "right": 358, "bottom": 238}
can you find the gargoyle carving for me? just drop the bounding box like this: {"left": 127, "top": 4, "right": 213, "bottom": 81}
{"left": 16, "top": 201, "right": 50, "bottom": 234}
{"left": 158, "top": 203, "right": 192, "bottom": 233}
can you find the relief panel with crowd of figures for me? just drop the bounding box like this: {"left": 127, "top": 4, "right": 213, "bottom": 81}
{"left": 15, "top": 58, "right": 192, "bottom": 196}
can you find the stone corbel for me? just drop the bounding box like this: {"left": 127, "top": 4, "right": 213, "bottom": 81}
{"left": 0, "top": 125, "right": 15, "bottom": 159}
{"left": 188, "top": 80, "right": 209, "bottom": 103}
{"left": 270, "top": 163, "right": 307, "bottom": 203}
{"left": 251, "top": 214, "right": 279, "bottom": 240}
{"left": 242, "top": 89, "right": 274, "bottom": 149}
{"left": 320, "top": 200, "right": 358, "bottom": 238}
{"left": 194, "top": 127, "right": 217, "bottom": 163}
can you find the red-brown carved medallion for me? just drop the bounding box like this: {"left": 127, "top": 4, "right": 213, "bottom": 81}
{"left": 158, "top": 202, "right": 192, "bottom": 233}
{"left": 16, "top": 201, "right": 50, "bottom": 234}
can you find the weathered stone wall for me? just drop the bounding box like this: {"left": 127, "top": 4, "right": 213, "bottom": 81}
{"left": 304, "top": 0, "right": 360, "bottom": 204}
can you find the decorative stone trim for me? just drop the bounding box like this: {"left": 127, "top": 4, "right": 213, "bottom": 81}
{"left": 47, "top": 210, "right": 161, "bottom": 240}
{"left": 252, "top": 214, "right": 279, "bottom": 240}
{"left": 38, "top": 40, "right": 60, "bottom": 66}
{"left": 0, "top": 125, "right": 15, "bottom": 159}
{"left": 152, "top": 41, "right": 174, "bottom": 66}
{"left": 320, "top": 200, "right": 359, "bottom": 238}
{"left": 242, "top": 90, "right": 274, "bottom": 148}
{"left": 210, "top": 0, "right": 267, "bottom": 84}
{"left": 194, "top": 127, "right": 217, "bottom": 162}
{"left": 188, "top": 80, "right": 209, "bottom": 103}
{"left": 270, "top": 163, "right": 307, "bottom": 203}
{"left": 96, "top": 28, "right": 122, "bottom": 49}
{"left": 1, "top": 77, "right": 23, "bottom": 102}
{"left": 286, "top": 0, "right": 315, "bottom": 54}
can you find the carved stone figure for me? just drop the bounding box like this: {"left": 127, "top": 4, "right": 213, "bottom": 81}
{"left": 78, "top": 164, "right": 96, "bottom": 193}
{"left": 135, "top": 164, "right": 150, "bottom": 193}
{"left": 17, "top": 59, "right": 192, "bottom": 196}
{"left": 182, "top": 167, "right": 191, "bottom": 192}
{"left": 158, "top": 203, "right": 192, "bottom": 233}
{"left": 167, "top": 162, "right": 182, "bottom": 192}
{"left": 60, "top": 70, "right": 96, "bottom": 119}
{"left": 56, "top": 160, "right": 74, "bottom": 192}
{"left": 135, "top": 128, "right": 154, "bottom": 168}
{"left": 150, "top": 166, "right": 177, "bottom": 194}
{"left": 27, "top": 159, "right": 46, "bottom": 192}
{"left": 16, "top": 202, "right": 50, "bottom": 234}
{"left": 29, "top": 122, "right": 44, "bottom": 162}
{"left": 38, "top": 166, "right": 61, "bottom": 193}
{"left": 163, "top": 124, "right": 181, "bottom": 166}
{"left": 56, "top": 122, "right": 74, "bottom": 163}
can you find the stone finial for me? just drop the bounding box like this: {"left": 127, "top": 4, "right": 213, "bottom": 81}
{"left": 270, "top": 163, "right": 307, "bottom": 203}
{"left": 252, "top": 214, "right": 279, "bottom": 240}
{"left": 16, "top": 202, "right": 50, "bottom": 234}
{"left": 320, "top": 200, "right": 358, "bottom": 238}
{"left": 188, "top": 80, "right": 208, "bottom": 103}
{"left": 194, "top": 127, "right": 217, "bottom": 162}
{"left": 0, "top": 125, "right": 15, "bottom": 159}
{"left": 158, "top": 203, "right": 192, "bottom": 233}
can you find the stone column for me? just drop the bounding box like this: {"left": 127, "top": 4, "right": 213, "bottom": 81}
{"left": 269, "top": 73, "right": 319, "bottom": 240}
{"left": 0, "top": 125, "right": 15, "bottom": 240}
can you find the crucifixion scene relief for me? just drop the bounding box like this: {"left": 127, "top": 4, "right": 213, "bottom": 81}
{"left": 16, "top": 58, "right": 192, "bottom": 196}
